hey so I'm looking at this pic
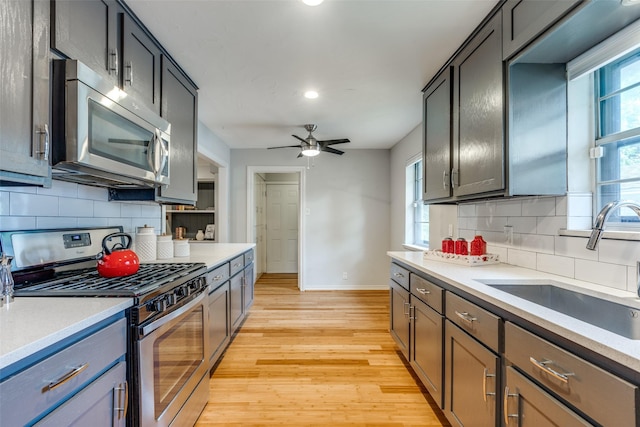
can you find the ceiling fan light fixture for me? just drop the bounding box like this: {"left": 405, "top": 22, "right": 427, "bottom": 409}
{"left": 304, "top": 90, "right": 319, "bottom": 99}
{"left": 301, "top": 145, "right": 321, "bottom": 157}
{"left": 302, "top": 0, "right": 324, "bottom": 6}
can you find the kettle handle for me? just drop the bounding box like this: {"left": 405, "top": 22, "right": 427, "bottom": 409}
{"left": 101, "top": 232, "right": 133, "bottom": 256}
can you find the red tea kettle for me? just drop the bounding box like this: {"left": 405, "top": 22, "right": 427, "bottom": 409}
{"left": 96, "top": 232, "right": 140, "bottom": 278}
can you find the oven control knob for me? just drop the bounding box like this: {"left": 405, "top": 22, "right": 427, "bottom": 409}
{"left": 175, "top": 285, "right": 189, "bottom": 297}
{"left": 153, "top": 297, "right": 168, "bottom": 312}
{"left": 166, "top": 293, "right": 177, "bottom": 306}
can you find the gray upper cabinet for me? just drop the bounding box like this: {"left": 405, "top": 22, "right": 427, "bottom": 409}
{"left": 0, "top": 0, "right": 51, "bottom": 187}
{"left": 52, "top": 0, "right": 119, "bottom": 85}
{"left": 452, "top": 12, "right": 504, "bottom": 199}
{"left": 502, "top": 0, "right": 583, "bottom": 60}
{"left": 423, "top": 68, "right": 452, "bottom": 202}
{"left": 157, "top": 57, "right": 198, "bottom": 204}
{"left": 122, "top": 12, "right": 162, "bottom": 115}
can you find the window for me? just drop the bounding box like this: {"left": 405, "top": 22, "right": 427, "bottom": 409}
{"left": 595, "top": 48, "right": 640, "bottom": 226}
{"left": 406, "top": 158, "right": 429, "bottom": 247}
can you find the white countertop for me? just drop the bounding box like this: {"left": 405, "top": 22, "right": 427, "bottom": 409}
{"left": 388, "top": 251, "right": 640, "bottom": 372}
{"left": 0, "top": 298, "right": 132, "bottom": 370}
{"left": 0, "top": 243, "right": 254, "bottom": 371}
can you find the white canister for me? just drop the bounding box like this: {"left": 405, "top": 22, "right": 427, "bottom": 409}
{"left": 135, "top": 225, "right": 157, "bottom": 262}
{"left": 157, "top": 234, "right": 174, "bottom": 259}
{"left": 173, "top": 239, "right": 190, "bottom": 257}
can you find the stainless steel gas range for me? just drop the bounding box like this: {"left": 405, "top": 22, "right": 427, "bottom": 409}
{"left": 0, "top": 226, "right": 211, "bottom": 427}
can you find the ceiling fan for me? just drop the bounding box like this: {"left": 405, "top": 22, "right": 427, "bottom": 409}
{"left": 268, "top": 124, "right": 350, "bottom": 157}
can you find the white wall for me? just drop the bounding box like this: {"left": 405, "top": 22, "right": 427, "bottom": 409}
{"left": 230, "top": 148, "right": 391, "bottom": 290}
{"left": 389, "top": 125, "right": 422, "bottom": 251}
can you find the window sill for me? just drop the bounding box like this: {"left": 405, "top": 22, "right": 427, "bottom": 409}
{"left": 402, "top": 243, "right": 427, "bottom": 252}
{"left": 560, "top": 229, "right": 640, "bottom": 242}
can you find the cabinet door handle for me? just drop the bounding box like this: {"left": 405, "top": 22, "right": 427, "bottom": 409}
{"left": 442, "top": 170, "right": 449, "bottom": 190}
{"left": 42, "top": 363, "right": 89, "bottom": 392}
{"left": 454, "top": 310, "right": 477, "bottom": 325}
{"left": 409, "top": 305, "right": 416, "bottom": 321}
{"left": 415, "top": 288, "right": 430, "bottom": 295}
{"left": 451, "top": 168, "right": 459, "bottom": 188}
{"left": 503, "top": 386, "right": 519, "bottom": 425}
{"left": 482, "top": 368, "right": 496, "bottom": 402}
{"left": 115, "top": 381, "right": 128, "bottom": 419}
{"left": 403, "top": 301, "right": 410, "bottom": 317}
{"left": 125, "top": 61, "right": 133, "bottom": 86}
{"left": 109, "top": 48, "right": 119, "bottom": 76}
{"left": 529, "top": 357, "right": 574, "bottom": 384}
{"left": 35, "top": 124, "right": 49, "bottom": 161}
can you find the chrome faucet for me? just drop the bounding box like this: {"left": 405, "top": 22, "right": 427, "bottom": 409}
{"left": 586, "top": 200, "right": 640, "bottom": 250}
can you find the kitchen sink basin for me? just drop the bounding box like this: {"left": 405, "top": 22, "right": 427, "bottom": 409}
{"left": 482, "top": 281, "right": 640, "bottom": 340}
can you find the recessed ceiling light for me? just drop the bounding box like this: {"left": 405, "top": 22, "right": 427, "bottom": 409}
{"left": 304, "top": 90, "right": 319, "bottom": 99}
{"left": 303, "top": 0, "right": 324, "bottom": 6}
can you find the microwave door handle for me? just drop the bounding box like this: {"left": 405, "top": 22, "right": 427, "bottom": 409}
{"left": 147, "top": 133, "right": 157, "bottom": 174}
{"left": 156, "top": 131, "right": 169, "bottom": 178}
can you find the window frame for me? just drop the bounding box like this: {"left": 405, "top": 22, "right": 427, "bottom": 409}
{"left": 405, "top": 156, "right": 429, "bottom": 248}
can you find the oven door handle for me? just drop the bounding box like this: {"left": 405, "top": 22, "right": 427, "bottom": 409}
{"left": 139, "top": 288, "right": 206, "bottom": 338}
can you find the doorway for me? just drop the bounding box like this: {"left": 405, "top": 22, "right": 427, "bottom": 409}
{"left": 247, "top": 166, "right": 305, "bottom": 290}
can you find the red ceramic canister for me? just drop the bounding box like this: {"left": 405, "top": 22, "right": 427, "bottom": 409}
{"left": 441, "top": 237, "right": 454, "bottom": 253}
{"left": 454, "top": 238, "right": 468, "bottom": 255}
{"left": 470, "top": 235, "right": 487, "bottom": 256}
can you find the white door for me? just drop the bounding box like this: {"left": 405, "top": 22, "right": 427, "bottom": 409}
{"left": 266, "top": 184, "right": 299, "bottom": 273}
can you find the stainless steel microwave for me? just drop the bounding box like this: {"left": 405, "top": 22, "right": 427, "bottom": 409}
{"left": 51, "top": 60, "right": 170, "bottom": 188}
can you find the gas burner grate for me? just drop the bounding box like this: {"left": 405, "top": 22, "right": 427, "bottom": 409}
{"left": 15, "top": 263, "right": 205, "bottom": 297}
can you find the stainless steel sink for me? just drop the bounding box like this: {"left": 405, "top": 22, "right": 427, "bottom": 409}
{"left": 482, "top": 281, "right": 640, "bottom": 340}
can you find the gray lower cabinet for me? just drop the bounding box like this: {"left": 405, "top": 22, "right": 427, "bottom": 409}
{"left": 410, "top": 296, "right": 443, "bottom": 407}
{"left": 244, "top": 261, "right": 255, "bottom": 311}
{"left": 35, "top": 361, "right": 127, "bottom": 427}
{"left": 389, "top": 279, "right": 410, "bottom": 360}
{"left": 444, "top": 320, "right": 499, "bottom": 427}
{"left": 0, "top": 0, "right": 51, "bottom": 186}
{"left": 502, "top": 0, "right": 583, "bottom": 60}
{"left": 504, "top": 366, "right": 591, "bottom": 427}
{"left": 452, "top": 11, "right": 504, "bottom": 199}
{"left": 208, "top": 281, "right": 231, "bottom": 369}
{"left": 0, "top": 317, "right": 127, "bottom": 426}
{"left": 157, "top": 56, "right": 198, "bottom": 204}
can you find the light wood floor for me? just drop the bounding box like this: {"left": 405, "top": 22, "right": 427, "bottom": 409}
{"left": 195, "top": 273, "right": 450, "bottom": 427}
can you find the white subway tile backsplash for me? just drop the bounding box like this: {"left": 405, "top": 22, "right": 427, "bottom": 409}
{"left": 518, "top": 233, "right": 555, "bottom": 254}
{"left": 495, "top": 199, "right": 522, "bottom": 216}
{"left": 37, "top": 180, "right": 78, "bottom": 198}
{"left": 77, "top": 184, "right": 109, "bottom": 201}
{"left": 59, "top": 197, "right": 94, "bottom": 217}
{"left": 476, "top": 201, "right": 498, "bottom": 217}
{"left": 140, "top": 204, "right": 161, "bottom": 217}
{"left": 37, "top": 217, "right": 78, "bottom": 229}
{"left": 555, "top": 196, "right": 567, "bottom": 216}
{"left": 597, "top": 239, "right": 640, "bottom": 267}
{"left": 93, "top": 200, "right": 122, "bottom": 218}
{"left": 476, "top": 215, "right": 508, "bottom": 232}
{"left": 522, "top": 197, "right": 556, "bottom": 216}
{"left": 0, "top": 216, "right": 36, "bottom": 230}
{"left": 536, "top": 253, "right": 575, "bottom": 278}
{"left": 567, "top": 192, "right": 592, "bottom": 218}
{"left": 121, "top": 204, "right": 142, "bottom": 218}
{"left": 575, "top": 259, "right": 628, "bottom": 290}
{"left": 507, "top": 248, "right": 537, "bottom": 269}
{"left": 11, "top": 192, "right": 59, "bottom": 216}
{"left": 507, "top": 216, "right": 537, "bottom": 234}
{"left": 536, "top": 216, "right": 566, "bottom": 236}
{"left": 458, "top": 204, "right": 476, "bottom": 217}
{"left": 555, "top": 235, "right": 598, "bottom": 261}
{"left": 77, "top": 217, "right": 110, "bottom": 228}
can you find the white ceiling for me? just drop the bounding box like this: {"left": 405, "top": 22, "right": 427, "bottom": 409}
{"left": 126, "top": 0, "right": 498, "bottom": 151}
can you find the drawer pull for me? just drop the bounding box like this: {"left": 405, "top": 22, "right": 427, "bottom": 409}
{"left": 416, "top": 288, "right": 430, "bottom": 295}
{"left": 455, "top": 310, "right": 477, "bottom": 325}
{"left": 233, "top": 262, "right": 242, "bottom": 268}
{"left": 213, "top": 274, "right": 224, "bottom": 281}
{"left": 483, "top": 368, "right": 496, "bottom": 402}
{"left": 393, "top": 272, "right": 405, "bottom": 279}
{"left": 115, "top": 381, "right": 129, "bottom": 419}
{"left": 43, "top": 363, "right": 89, "bottom": 392}
{"left": 503, "top": 386, "right": 519, "bottom": 425}
{"left": 529, "top": 357, "right": 574, "bottom": 384}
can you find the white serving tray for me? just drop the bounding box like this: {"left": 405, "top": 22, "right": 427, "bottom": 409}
{"left": 423, "top": 250, "right": 500, "bottom": 266}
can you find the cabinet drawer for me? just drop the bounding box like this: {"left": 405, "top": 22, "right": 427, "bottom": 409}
{"left": 446, "top": 292, "right": 501, "bottom": 352}
{"left": 410, "top": 273, "right": 443, "bottom": 314}
{"left": 505, "top": 322, "right": 637, "bottom": 427}
{"left": 0, "top": 318, "right": 127, "bottom": 427}
{"left": 208, "top": 263, "right": 230, "bottom": 290}
{"left": 244, "top": 249, "right": 255, "bottom": 266}
{"left": 390, "top": 263, "right": 409, "bottom": 289}
{"left": 230, "top": 254, "right": 245, "bottom": 276}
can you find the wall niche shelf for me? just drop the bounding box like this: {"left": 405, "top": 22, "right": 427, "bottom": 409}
{"left": 166, "top": 181, "right": 215, "bottom": 241}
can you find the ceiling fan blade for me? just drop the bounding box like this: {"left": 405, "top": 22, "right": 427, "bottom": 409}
{"left": 292, "top": 134, "right": 307, "bottom": 144}
{"left": 322, "top": 146, "right": 344, "bottom": 155}
{"left": 317, "top": 138, "right": 350, "bottom": 146}
{"left": 268, "top": 145, "right": 302, "bottom": 149}
{"left": 297, "top": 152, "right": 303, "bottom": 158}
